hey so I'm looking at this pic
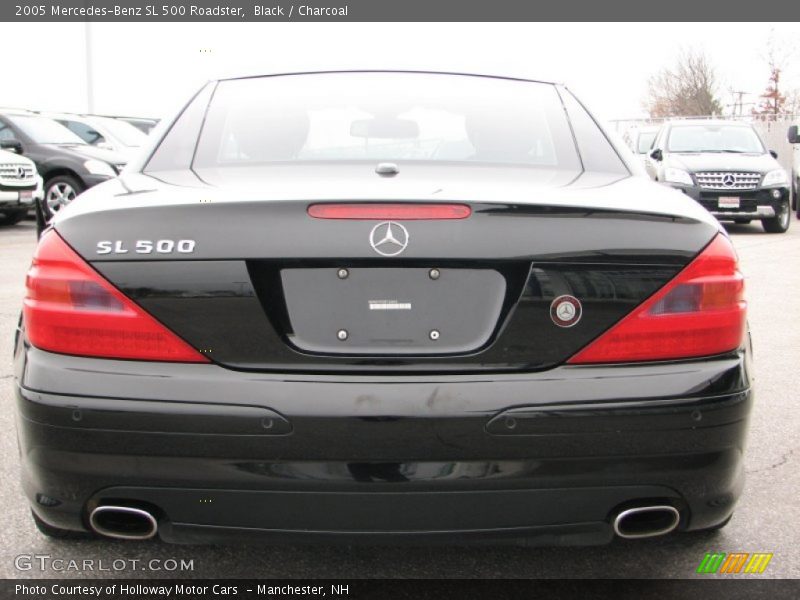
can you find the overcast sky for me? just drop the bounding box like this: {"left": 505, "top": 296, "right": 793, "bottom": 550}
{"left": 1, "top": 22, "right": 797, "bottom": 123}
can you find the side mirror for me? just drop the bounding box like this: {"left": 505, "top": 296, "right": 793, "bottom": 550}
{"left": 0, "top": 139, "right": 23, "bottom": 154}
{"left": 788, "top": 125, "right": 800, "bottom": 144}
{"left": 649, "top": 148, "right": 663, "bottom": 162}
{"left": 769, "top": 150, "right": 778, "bottom": 159}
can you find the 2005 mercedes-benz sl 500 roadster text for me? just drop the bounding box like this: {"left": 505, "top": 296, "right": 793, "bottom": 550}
{"left": 14, "top": 72, "right": 751, "bottom": 545}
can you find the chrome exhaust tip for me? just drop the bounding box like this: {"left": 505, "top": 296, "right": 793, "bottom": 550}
{"left": 89, "top": 505, "right": 158, "bottom": 540}
{"left": 613, "top": 505, "right": 680, "bottom": 539}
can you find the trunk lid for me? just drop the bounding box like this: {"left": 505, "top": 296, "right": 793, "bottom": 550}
{"left": 54, "top": 169, "right": 720, "bottom": 373}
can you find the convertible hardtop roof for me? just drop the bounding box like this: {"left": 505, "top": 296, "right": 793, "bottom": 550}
{"left": 215, "top": 70, "right": 562, "bottom": 86}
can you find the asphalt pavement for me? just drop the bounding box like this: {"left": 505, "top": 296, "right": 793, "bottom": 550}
{"left": 1, "top": 218, "right": 798, "bottom": 579}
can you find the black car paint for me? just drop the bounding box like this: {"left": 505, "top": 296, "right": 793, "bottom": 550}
{"left": 0, "top": 113, "right": 126, "bottom": 217}
{"left": 86, "top": 200, "right": 702, "bottom": 373}
{"left": 15, "top": 343, "right": 751, "bottom": 544}
{"left": 0, "top": 114, "right": 124, "bottom": 180}
{"left": 55, "top": 183, "right": 718, "bottom": 373}
{"left": 14, "top": 72, "right": 751, "bottom": 544}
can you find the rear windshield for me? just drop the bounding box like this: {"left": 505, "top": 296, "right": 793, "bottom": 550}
{"left": 667, "top": 124, "right": 765, "bottom": 154}
{"left": 189, "top": 73, "right": 582, "bottom": 170}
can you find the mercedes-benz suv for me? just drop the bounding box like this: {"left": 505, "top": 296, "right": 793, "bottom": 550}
{"left": 0, "top": 145, "right": 38, "bottom": 225}
{"left": 645, "top": 120, "right": 791, "bottom": 233}
{"left": 0, "top": 110, "right": 127, "bottom": 222}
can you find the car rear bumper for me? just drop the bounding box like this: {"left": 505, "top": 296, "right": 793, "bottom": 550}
{"left": 14, "top": 342, "right": 753, "bottom": 545}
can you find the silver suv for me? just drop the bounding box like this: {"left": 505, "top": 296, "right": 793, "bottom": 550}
{"left": 0, "top": 146, "right": 40, "bottom": 225}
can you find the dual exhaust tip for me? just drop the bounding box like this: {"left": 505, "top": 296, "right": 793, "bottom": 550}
{"left": 87, "top": 503, "right": 678, "bottom": 542}
{"left": 89, "top": 505, "right": 158, "bottom": 540}
{"left": 613, "top": 505, "right": 680, "bottom": 539}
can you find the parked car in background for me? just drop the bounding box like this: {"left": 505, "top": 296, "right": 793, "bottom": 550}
{"left": 94, "top": 115, "right": 160, "bottom": 135}
{"left": 622, "top": 125, "right": 660, "bottom": 171}
{"left": 0, "top": 146, "right": 38, "bottom": 225}
{"left": 645, "top": 120, "right": 791, "bottom": 233}
{"left": 0, "top": 110, "right": 127, "bottom": 221}
{"left": 628, "top": 126, "right": 660, "bottom": 157}
{"left": 789, "top": 124, "right": 800, "bottom": 218}
{"left": 114, "top": 116, "right": 159, "bottom": 134}
{"left": 43, "top": 113, "right": 148, "bottom": 162}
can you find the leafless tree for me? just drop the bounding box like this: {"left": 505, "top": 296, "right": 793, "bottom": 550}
{"left": 643, "top": 49, "right": 723, "bottom": 118}
{"left": 784, "top": 89, "right": 800, "bottom": 116}
{"left": 753, "top": 28, "right": 798, "bottom": 118}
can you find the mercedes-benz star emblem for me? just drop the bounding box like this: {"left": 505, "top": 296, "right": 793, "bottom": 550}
{"left": 369, "top": 221, "right": 409, "bottom": 257}
{"left": 550, "top": 295, "right": 583, "bottom": 328}
{"left": 722, "top": 174, "right": 736, "bottom": 187}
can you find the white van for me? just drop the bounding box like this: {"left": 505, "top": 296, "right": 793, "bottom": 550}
{"left": 789, "top": 124, "right": 800, "bottom": 217}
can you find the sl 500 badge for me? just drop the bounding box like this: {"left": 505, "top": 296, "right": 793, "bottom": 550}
{"left": 96, "top": 240, "right": 196, "bottom": 255}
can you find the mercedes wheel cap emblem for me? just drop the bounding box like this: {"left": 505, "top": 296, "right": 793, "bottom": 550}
{"left": 550, "top": 295, "right": 582, "bottom": 328}
{"left": 369, "top": 221, "right": 409, "bottom": 257}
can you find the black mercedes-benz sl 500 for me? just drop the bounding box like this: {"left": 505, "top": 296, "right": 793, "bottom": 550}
{"left": 14, "top": 71, "right": 751, "bottom": 545}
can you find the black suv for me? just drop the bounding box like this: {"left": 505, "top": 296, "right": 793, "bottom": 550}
{"left": 645, "top": 120, "right": 791, "bottom": 233}
{"left": 0, "top": 111, "right": 127, "bottom": 222}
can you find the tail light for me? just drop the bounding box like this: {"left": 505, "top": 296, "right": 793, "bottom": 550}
{"left": 568, "top": 234, "right": 746, "bottom": 364}
{"left": 23, "top": 231, "right": 208, "bottom": 363}
{"left": 308, "top": 203, "right": 471, "bottom": 220}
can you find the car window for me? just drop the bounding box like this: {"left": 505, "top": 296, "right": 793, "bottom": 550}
{"left": 667, "top": 125, "right": 764, "bottom": 154}
{"left": 60, "top": 120, "right": 106, "bottom": 145}
{"left": 0, "top": 120, "right": 15, "bottom": 141}
{"left": 191, "top": 73, "right": 582, "bottom": 170}
{"left": 636, "top": 132, "right": 657, "bottom": 154}
{"left": 8, "top": 115, "right": 86, "bottom": 145}
{"left": 144, "top": 83, "right": 215, "bottom": 172}
{"left": 558, "top": 89, "right": 629, "bottom": 174}
{"left": 90, "top": 117, "right": 147, "bottom": 147}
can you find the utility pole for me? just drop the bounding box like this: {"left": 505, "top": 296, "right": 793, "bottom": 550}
{"left": 731, "top": 91, "right": 748, "bottom": 117}
{"left": 84, "top": 20, "right": 95, "bottom": 113}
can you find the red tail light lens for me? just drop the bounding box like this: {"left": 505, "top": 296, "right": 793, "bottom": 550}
{"left": 308, "top": 203, "right": 471, "bottom": 220}
{"left": 568, "top": 234, "right": 746, "bottom": 364}
{"left": 24, "top": 231, "right": 208, "bottom": 363}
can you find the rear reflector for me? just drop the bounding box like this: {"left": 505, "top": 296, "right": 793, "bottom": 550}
{"left": 568, "top": 234, "right": 746, "bottom": 364}
{"left": 23, "top": 231, "right": 208, "bottom": 363}
{"left": 308, "top": 203, "right": 471, "bottom": 220}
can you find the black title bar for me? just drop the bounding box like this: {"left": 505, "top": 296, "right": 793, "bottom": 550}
{"left": 4, "top": 0, "right": 800, "bottom": 22}
{"left": 6, "top": 579, "right": 800, "bottom": 600}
